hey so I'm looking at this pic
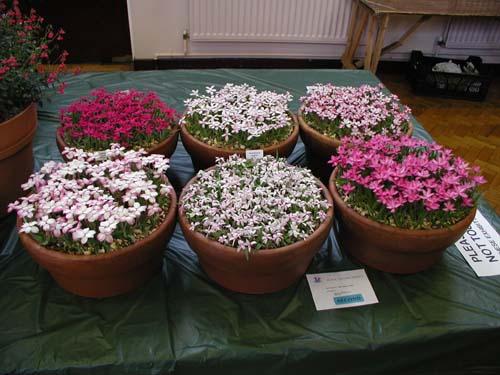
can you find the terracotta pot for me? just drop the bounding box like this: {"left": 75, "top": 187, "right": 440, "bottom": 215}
{"left": 0, "top": 104, "right": 37, "bottom": 218}
{"left": 180, "top": 113, "right": 299, "bottom": 170}
{"left": 328, "top": 168, "right": 476, "bottom": 274}
{"left": 17, "top": 187, "right": 177, "bottom": 298}
{"left": 178, "top": 169, "right": 334, "bottom": 294}
{"left": 56, "top": 126, "right": 180, "bottom": 161}
{"left": 298, "top": 107, "right": 414, "bottom": 183}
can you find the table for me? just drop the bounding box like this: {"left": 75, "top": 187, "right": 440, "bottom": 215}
{"left": 341, "top": 0, "right": 500, "bottom": 73}
{"left": 1, "top": 70, "right": 500, "bottom": 375}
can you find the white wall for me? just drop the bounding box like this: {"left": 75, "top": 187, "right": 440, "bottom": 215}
{"left": 127, "top": 0, "right": 500, "bottom": 63}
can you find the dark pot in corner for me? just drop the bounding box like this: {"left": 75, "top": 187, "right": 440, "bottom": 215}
{"left": 0, "top": 103, "right": 37, "bottom": 218}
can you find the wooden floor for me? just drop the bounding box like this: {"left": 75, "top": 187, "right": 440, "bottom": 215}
{"left": 69, "top": 64, "right": 500, "bottom": 214}
{"left": 380, "top": 73, "right": 500, "bottom": 214}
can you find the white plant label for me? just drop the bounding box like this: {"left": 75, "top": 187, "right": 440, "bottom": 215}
{"left": 306, "top": 269, "right": 378, "bottom": 310}
{"left": 95, "top": 151, "right": 109, "bottom": 161}
{"left": 455, "top": 210, "right": 500, "bottom": 277}
{"left": 245, "top": 149, "right": 264, "bottom": 160}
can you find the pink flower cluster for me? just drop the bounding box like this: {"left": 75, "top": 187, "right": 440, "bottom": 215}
{"left": 330, "top": 136, "right": 486, "bottom": 228}
{"left": 8, "top": 144, "right": 172, "bottom": 254}
{"left": 0, "top": 56, "right": 18, "bottom": 78}
{"left": 59, "top": 88, "right": 177, "bottom": 150}
{"left": 300, "top": 84, "right": 411, "bottom": 139}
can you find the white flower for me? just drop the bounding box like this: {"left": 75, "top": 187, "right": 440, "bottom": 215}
{"left": 20, "top": 222, "right": 39, "bottom": 234}
{"left": 72, "top": 228, "right": 96, "bottom": 244}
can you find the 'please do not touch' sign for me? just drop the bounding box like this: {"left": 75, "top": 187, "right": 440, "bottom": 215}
{"left": 455, "top": 210, "right": 500, "bottom": 277}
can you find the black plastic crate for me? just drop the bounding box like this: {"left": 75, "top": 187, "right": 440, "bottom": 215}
{"left": 407, "top": 50, "right": 491, "bottom": 101}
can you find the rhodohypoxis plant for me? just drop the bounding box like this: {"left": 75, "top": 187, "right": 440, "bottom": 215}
{"left": 300, "top": 83, "right": 411, "bottom": 139}
{"left": 330, "top": 135, "right": 486, "bottom": 229}
{"left": 182, "top": 83, "right": 293, "bottom": 149}
{"left": 9, "top": 144, "right": 172, "bottom": 255}
{"left": 181, "top": 155, "right": 330, "bottom": 254}
{"left": 0, "top": 0, "right": 68, "bottom": 122}
{"left": 59, "top": 88, "right": 178, "bottom": 151}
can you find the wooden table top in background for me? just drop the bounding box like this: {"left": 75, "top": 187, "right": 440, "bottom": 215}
{"left": 359, "top": 0, "right": 500, "bottom": 16}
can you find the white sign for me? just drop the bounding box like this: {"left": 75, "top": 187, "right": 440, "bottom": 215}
{"left": 306, "top": 269, "right": 378, "bottom": 310}
{"left": 94, "top": 151, "right": 108, "bottom": 161}
{"left": 245, "top": 149, "right": 264, "bottom": 160}
{"left": 455, "top": 210, "right": 500, "bottom": 277}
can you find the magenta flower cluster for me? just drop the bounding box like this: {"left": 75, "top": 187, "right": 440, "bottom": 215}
{"left": 8, "top": 144, "right": 172, "bottom": 254}
{"left": 300, "top": 84, "right": 411, "bottom": 139}
{"left": 330, "top": 135, "right": 486, "bottom": 229}
{"left": 59, "top": 88, "right": 177, "bottom": 151}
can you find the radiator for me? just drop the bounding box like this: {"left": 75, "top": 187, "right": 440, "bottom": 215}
{"left": 445, "top": 17, "right": 500, "bottom": 49}
{"left": 188, "top": 0, "right": 352, "bottom": 43}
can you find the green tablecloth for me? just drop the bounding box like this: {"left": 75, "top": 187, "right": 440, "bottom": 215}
{"left": 1, "top": 70, "right": 499, "bottom": 375}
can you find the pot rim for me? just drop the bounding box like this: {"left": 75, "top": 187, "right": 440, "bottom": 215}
{"left": 297, "top": 106, "right": 414, "bottom": 146}
{"left": 329, "top": 167, "right": 477, "bottom": 235}
{"left": 17, "top": 179, "right": 177, "bottom": 262}
{"left": 180, "top": 111, "right": 299, "bottom": 153}
{"left": 56, "top": 124, "right": 180, "bottom": 155}
{"left": 178, "top": 164, "right": 334, "bottom": 256}
{"left": 0, "top": 102, "right": 37, "bottom": 127}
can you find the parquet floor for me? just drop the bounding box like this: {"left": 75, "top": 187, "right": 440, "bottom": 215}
{"left": 380, "top": 73, "right": 500, "bottom": 215}
{"left": 68, "top": 64, "right": 500, "bottom": 215}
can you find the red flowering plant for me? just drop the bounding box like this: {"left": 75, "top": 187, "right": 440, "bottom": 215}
{"left": 330, "top": 135, "right": 486, "bottom": 229}
{"left": 59, "top": 88, "right": 178, "bottom": 151}
{"left": 0, "top": 0, "right": 68, "bottom": 122}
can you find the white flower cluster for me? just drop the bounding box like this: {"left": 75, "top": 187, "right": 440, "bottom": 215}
{"left": 182, "top": 83, "right": 292, "bottom": 141}
{"left": 300, "top": 83, "right": 411, "bottom": 138}
{"left": 181, "top": 155, "right": 330, "bottom": 254}
{"left": 9, "top": 144, "right": 171, "bottom": 254}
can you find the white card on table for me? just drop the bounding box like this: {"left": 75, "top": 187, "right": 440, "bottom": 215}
{"left": 245, "top": 149, "right": 264, "bottom": 160}
{"left": 455, "top": 210, "right": 500, "bottom": 277}
{"left": 306, "top": 269, "right": 378, "bottom": 311}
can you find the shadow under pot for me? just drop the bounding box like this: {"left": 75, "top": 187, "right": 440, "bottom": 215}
{"left": 0, "top": 104, "right": 37, "bottom": 218}
{"left": 298, "top": 107, "right": 414, "bottom": 184}
{"left": 18, "top": 186, "right": 177, "bottom": 298}
{"left": 178, "top": 166, "right": 334, "bottom": 294}
{"left": 328, "top": 168, "right": 475, "bottom": 274}
{"left": 180, "top": 113, "right": 299, "bottom": 171}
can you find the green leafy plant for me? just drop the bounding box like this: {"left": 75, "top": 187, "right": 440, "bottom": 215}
{"left": 0, "top": 0, "right": 68, "bottom": 122}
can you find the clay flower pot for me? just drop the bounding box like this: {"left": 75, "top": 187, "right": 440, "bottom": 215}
{"left": 56, "top": 127, "right": 179, "bottom": 162}
{"left": 178, "top": 168, "right": 334, "bottom": 294}
{"left": 298, "top": 107, "right": 414, "bottom": 183}
{"left": 17, "top": 187, "right": 177, "bottom": 298}
{"left": 180, "top": 113, "right": 299, "bottom": 170}
{"left": 0, "top": 103, "right": 37, "bottom": 218}
{"left": 329, "top": 168, "right": 476, "bottom": 274}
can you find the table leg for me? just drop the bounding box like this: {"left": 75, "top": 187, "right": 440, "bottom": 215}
{"left": 341, "top": 0, "right": 359, "bottom": 68}
{"left": 370, "top": 14, "right": 389, "bottom": 73}
{"left": 363, "top": 14, "right": 377, "bottom": 70}
{"left": 342, "top": 2, "right": 368, "bottom": 69}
